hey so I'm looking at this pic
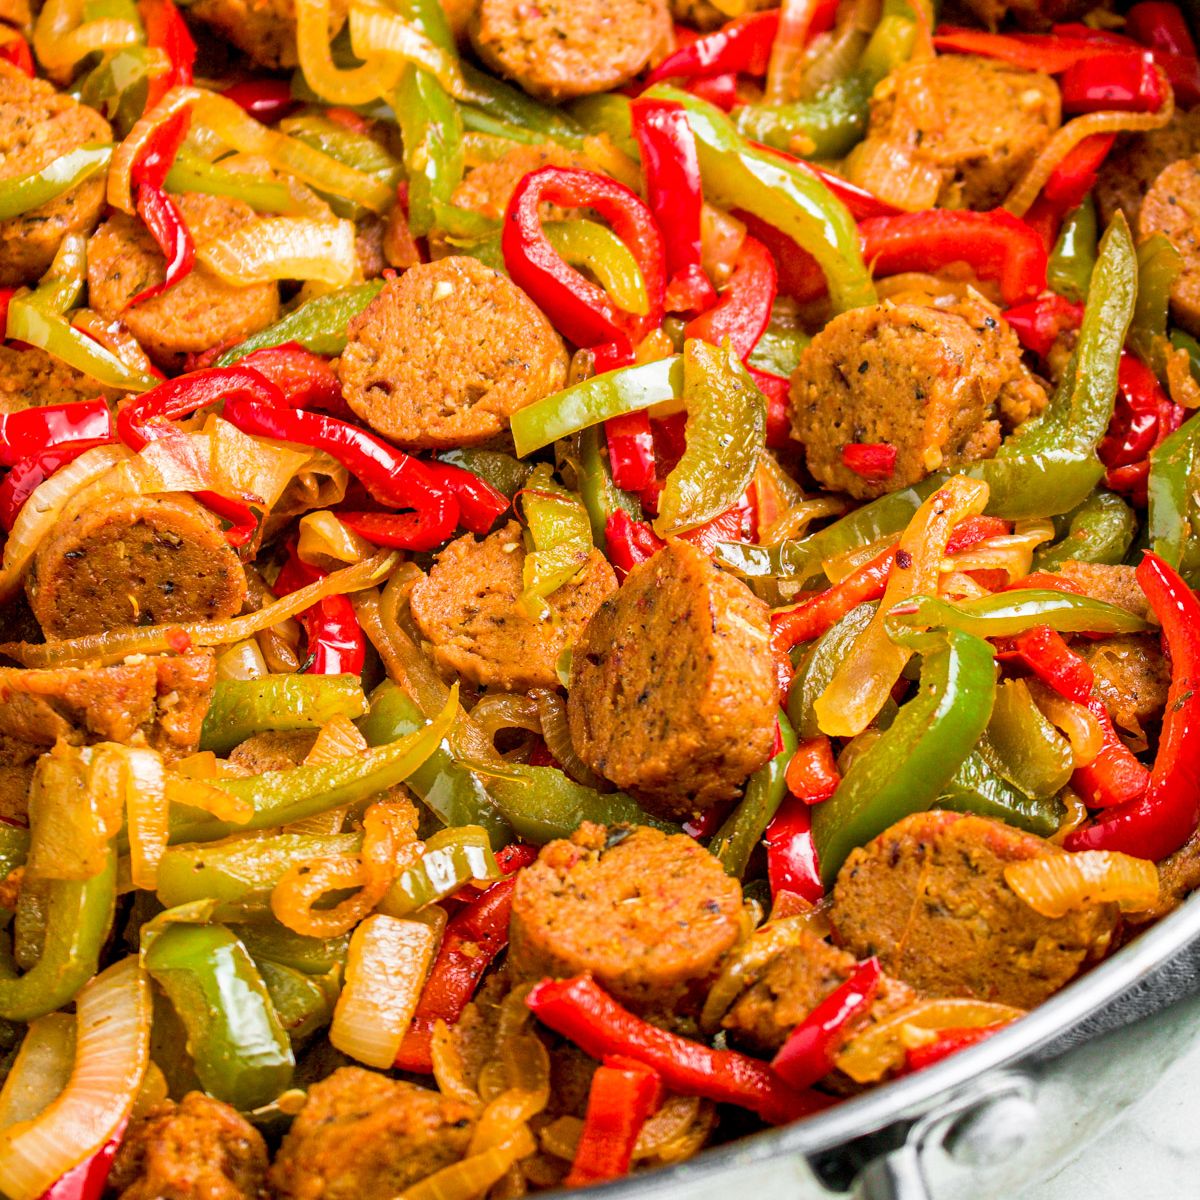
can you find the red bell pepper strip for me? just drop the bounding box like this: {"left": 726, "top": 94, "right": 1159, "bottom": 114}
{"left": 748, "top": 367, "right": 794, "bottom": 450}
{"left": 1066, "top": 553, "right": 1200, "bottom": 860}
{"left": 606, "top": 411, "right": 657, "bottom": 493}
{"left": 394, "top": 875, "right": 519, "bottom": 1073}
{"left": 273, "top": 551, "right": 366, "bottom": 676}
{"left": 0, "top": 400, "right": 113, "bottom": 467}
{"left": 764, "top": 794, "right": 824, "bottom": 904}
{"left": 423, "top": 460, "right": 509, "bottom": 534}
{"left": 631, "top": 98, "right": 717, "bottom": 315}
{"left": 688, "top": 73, "right": 740, "bottom": 112}
{"left": 129, "top": 184, "right": 195, "bottom": 308}
{"left": 1040, "top": 133, "right": 1117, "bottom": 212}
{"left": 1099, "top": 354, "right": 1183, "bottom": 501}
{"left": 1071, "top": 698, "right": 1151, "bottom": 809}
{"left": 0, "top": 31, "right": 34, "bottom": 76}
{"left": 903, "top": 1024, "right": 1007, "bottom": 1073}
{"left": 502, "top": 167, "right": 666, "bottom": 356}
{"left": 1003, "top": 295, "right": 1082, "bottom": 358}
{"left": 997, "top": 624, "right": 1093, "bottom": 704}
{"left": 37, "top": 1119, "right": 127, "bottom": 1200}
{"left": 1060, "top": 50, "right": 1166, "bottom": 115}
{"left": 0, "top": 438, "right": 115, "bottom": 532}
{"left": 525, "top": 975, "right": 829, "bottom": 1126}
{"left": 236, "top": 344, "right": 347, "bottom": 413}
{"left": 840, "top": 442, "right": 897, "bottom": 482}
{"left": 604, "top": 509, "right": 664, "bottom": 579}
{"left": 1127, "top": 4, "right": 1198, "bottom": 59}
{"left": 647, "top": 11, "right": 781, "bottom": 84}
{"left": 221, "top": 399, "right": 459, "bottom": 550}
{"left": 139, "top": 0, "right": 195, "bottom": 98}
{"left": 784, "top": 735, "right": 841, "bottom": 805}
{"left": 220, "top": 78, "right": 300, "bottom": 124}
{"left": 565, "top": 1060, "right": 663, "bottom": 1187}
{"left": 683, "top": 235, "right": 777, "bottom": 360}
{"left": 771, "top": 957, "right": 880, "bottom": 1089}
{"left": 0, "top": 285, "right": 14, "bottom": 334}
{"left": 931, "top": 26, "right": 1129, "bottom": 73}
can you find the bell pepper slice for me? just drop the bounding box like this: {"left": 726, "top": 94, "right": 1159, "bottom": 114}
{"left": 0, "top": 144, "right": 113, "bottom": 224}
{"left": 764, "top": 793, "right": 824, "bottom": 903}
{"left": 939, "top": 747, "right": 1066, "bottom": 837}
{"left": 220, "top": 78, "right": 300, "bottom": 124}
{"left": 1149, "top": 409, "right": 1200, "bottom": 584}
{"left": 1033, "top": 490, "right": 1136, "bottom": 570}
{"left": 1004, "top": 294, "right": 1083, "bottom": 358}
{"left": 648, "top": 10, "right": 780, "bottom": 83}
{"left": 0, "top": 400, "right": 113, "bottom": 468}
{"left": 841, "top": 442, "right": 897, "bottom": 482}
{"left": 1126, "top": 4, "right": 1200, "bottom": 105}
{"left": 565, "top": 1059, "right": 663, "bottom": 1187}
{"left": 1066, "top": 552, "right": 1200, "bottom": 860}
{"left": 0, "top": 30, "right": 34, "bottom": 75}
{"left": 784, "top": 735, "right": 841, "bottom": 805}
{"left": 1060, "top": 49, "right": 1166, "bottom": 115}
{"left": 904, "top": 1024, "right": 1007, "bottom": 1073}
{"left": 273, "top": 552, "right": 367, "bottom": 677}
{"left": 526, "top": 975, "right": 828, "bottom": 1125}
{"left": 234, "top": 343, "right": 346, "bottom": 412}
{"left": 516, "top": 465, "right": 595, "bottom": 620}
{"left": 1047, "top": 195, "right": 1097, "bottom": 303}
{"left": 0, "top": 439, "right": 116, "bottom": 533}
{"left": 421, "top": 459, "right": 509, "bottom": 534}
{"left": 931, "top": 26, "right": 1130, "bottom": 73}
{"left": 683, "top": 235, "right": 776, "bottom": 359}
{"left": 129, "top": 183, "right": 195, "bottom": 307}
{"left": 812, "top": 629, "right": 997, "bottom": 884}
{"left": 605, "top": 411, "right": 657, "bottom": 494}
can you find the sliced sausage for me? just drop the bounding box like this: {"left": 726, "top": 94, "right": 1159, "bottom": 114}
{"left": 0, "top": 60, "right": 112, "bottom": 287}
{"left": 0, "top": 733, "right": 39, "bottom": 825}
{"left": 509, "top": 822, "right": 743, "bottom": 1012}
{"left": 26, "top": 492, "right": 247, "bottom": 639}
{"left": 109, "top": 1092, "right": 269, "bottom": 1200}
{"left": 189, "top": 0, "right": 349, "bottom": 69}
{"left": 567, "top": 540, "right": 776, "bottom": 818}
{"left": 338, "top": 257, "right": 568, "bottom": 451}
{"left": 830, "top": 811, "right": 1119, "bottom": 1009}
{"left": 1052, "top": 561, "right": 1152, "bottom": 620}
{"left": 470, "top": 0, "right": 670, "bottom": 102}
{"left": 86, "top": 193, "right": 280, "bottom": 369}
{"left": 228, "top": 730, "right": 320, "bottom": 774}
{"left": 409, "top": 520, "right": 616, "bottom": 691}
{"left": 448, "top": 143, "right": 594, "bottom": 222}
{"left": 1095, "top": 108, "right": 1200, "bottom": 230}
{"left": 0, "top": 344, "right": 125, "bottom": 414}
{"left": 1138, "top": 155, "right": 1200, "bottom": 339}
{"left": 1077, "top": 633, "right": 1171, "bottom": 733}
{"left": 269, "top": 1068, "right": 475, "bottom": 1200}
{"left": 789, "top": 303, "right": 1008, "bottom": 500}
{"left": 722, "top": 927, "right": 916, "bottom": 1056}
{"left": 847, "top": 55, "right": 1060, "bottom": 211}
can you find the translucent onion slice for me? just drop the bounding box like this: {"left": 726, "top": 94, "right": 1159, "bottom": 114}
{"left": 400, "top": 1127, "right": 536, "bottom": 1200}
{"left": 124, "top": 747, "right": 168, "bottom": 891}
{"left": 1004, "top": 850, "right": 1159, "bottom": 918}
{"left": 196, "top": 217, "right": 359, "bottom": 287}
{"left": 215, "top": 639, "right": 270, "bottom": 681}
{"left": 162, "top": 773, "right": 254, "bottom": 824}
{"left": 330, "top": 914, "right": 439, "bottom": 1068}
{"left": 1027, "top": 680, "right": 1105, "bottom": 768}
{"left": 0, "top": 958, "right": 150, "bottom": 1200}
{"left": 939, "top": 519, "right": 1056, "bottom": 587}
{"left": 532, "top": 688, "right": 603, "bottom": 787}
{"left": 0, "top": 1014, "right": 76, "bottom": 1131}
{"left": 297, "top": 0, "right": 404, "bottom": 106}
{"left": 33, "top": 0, "right": 139, "bottom": 75}
{"left": 348, "top": 4, "right": 469, "bottom": 97}
{"left": 297, "top": 510, "right": 374, "bottom": 571}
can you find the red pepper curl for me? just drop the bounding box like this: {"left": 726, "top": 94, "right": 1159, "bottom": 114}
{"left": 683, "top": 234, "right": 777, "bottom": 360}
{"left": 764, "top": 795, "right": 824, "bottom": 904}
{"left": 274, "top": 551, "right": 366, "bottom": 676}
{"left": 784, "top": 735, "right": 841, "bottom": 806}
{"left": 647, "top": 11, "right": 781, "bottom": 84}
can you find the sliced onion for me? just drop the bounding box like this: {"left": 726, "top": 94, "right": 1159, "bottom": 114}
{"left": 402, "top": 1127, "right": 536, "bottom": 1200}
{"left": 297, "top": 510, "right": 374, "bottom": 571}
{"left": 1005, "top": 850, "right": 1159, "bottom": 918}
{"left": 0, "top": 1014, "right": 76, "bottom": 1131}
{"left": 205, "top": 416, "right": 313, "bottom": 513}
{"left": 196, "top": 216, "right": 359, "bottom": 287}
{"left": 0, "top": 551, "right": 398, "bottom": 669}
{"left": 1027, "top": 680, "right": 1104, "bottom": 767}
{"left": 330, "top": 913, "right": 439, "bottom": 1067}
{"left": 298, "top": 0, "right": 404, "bottom": 106}
{"left": 271, "top": 855, "right": 371, "bottom": 937}
{"left": 124, "top": 747, "right": 168, "bottom": 891}
{"left": 531, "top": 689, "right": 603, "bottom": 787}
{"left": 70, "top": 309, "right": 158, "bottom": 379}
{"left": 215, "top": 640, "right": 270, "bottom": 681}
{"left": 348, "top": 3, "right": 469, "bottom": 97}
{"left": 432, "top": 1018, "right": 481, "bottom": 1107}
{"left": 1050, "top": 788, "right": 1089, "bottom": 845}
{"left": 821, "top": 534, "right": 898, "bottom": 584}
{"left": 109, "top": 87, "right": 201, "bottom": 215}
{"left": 1004, "top": 85, "right": 1174, "bottom": 218}
{"left": 33, "top": 0, "right": 139, "bottom": 76}
{"left": 761, "top": 497, "right": 847, "bottom": 546}
{"left": 0, "top": 957, "right": 150, "bottom": 1200}
{"left": 163, "top": 774, "right": 254, "bottom": 823}
{"left": 836, "top": 998, "right": 1022, "bottom": 1084}
{"left": 765, "top": 0, "right": 822, "bottom": 105}
{"left": 470, "top": 693, "right": 542, "bottom": 745}
{"left": 700, "top": 203, "right": 746, "bottom": 288}
{"left": 940, "top": 519, "right": 1056, "bottom": 586}
{"left": 305, "top": 715, "right": 369, "bottom": 763}
{"left": 799, "top": 0, "right": 879, "bottom": 99}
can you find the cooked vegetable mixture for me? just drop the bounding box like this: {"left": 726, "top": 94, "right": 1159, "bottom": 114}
{"left": 1, "top": 0, "right": 1199, "bottom": 1195}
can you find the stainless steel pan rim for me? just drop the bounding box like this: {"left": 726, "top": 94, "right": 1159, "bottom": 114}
{"left": 582, "top": 887, "right": 1200, "bottom": 1197}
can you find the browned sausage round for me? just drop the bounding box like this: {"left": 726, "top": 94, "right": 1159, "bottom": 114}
{"left": 189, "top": 0, "right": 349, "bottom": 69}
{"left": 509, "top": 822, "right": 743, "bottom": 1012}
{"left": 110, "top": 1092, "right": 269, "bottom": 1200}
{"left": 409, "top": 521, "right": 617, "bottom": 691}
{"left": 269, "top": 1068, "right": 475, "bottom": 1200}
{"left": 1078, "top": 633, "right": 1170, "bottom": 734}
{"left": 26, "top": 492, "right": 247, "bottom": 639}
{"left": 448, "top": 143, "right": 594, "bottom": 222}
{"left": 1095, "top": 108, "right": 1200, "bottom": 229}
{"left": 469, "top": 0, "right": 670, "bottom": 102}
{"left": 1138, "top": 155, "right": 1200, "bottom": 339}
{"left": 0, "top": 61, "right": 112, "bottom": 287}
{"left": 830, "top": 811, "right": 1119, "bottom": 1009}
{"left": 0, "top": 344, "right": 125, "bottom": 414}
{"left": 789, "top": 303, "right": 1014, "bottom": 501}
{"left": 567, "top": 540, "right": 776, "bottom": 819}
{"left": 847, "top": 56, "right": 1059, "bottom": 211}
{"left": 338, "top": 258, "right": 568, "bottom": 451}
{"left": 86, "top": 193, "right": 280, "bottom": 369}
{"left": 1052, "top": 561, "right": 1152, "bottom": 619}
{"left": 722, "top": 927, "right": 916, "bottom": 1056}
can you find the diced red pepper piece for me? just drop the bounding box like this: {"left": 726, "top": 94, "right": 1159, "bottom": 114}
{"left": 1060, "top": 50, "right": 1166, "bottom": 114}
{"left": 1099, "top": 354, "right": 1183, "bottom": 503}
{"left": 840, "top": 442, "right": 897, "bottom": 481}
{"left": 1126, "top": 3, "right": 1198, "bottom": 59}
{"left": 764, "top": 794, "right": 824, "bottom": 904}
{"left": 772, "top": 958, "right": 880, "bottom": 1089}
{"left": 604, "top": 509, "right": 665, "bottom": 579}
{"left": 525, "top": 975, "right": 829, "bottom": 1126}
{"left": 904, "top": 1024, "right": 1007, "bottom": 1073}
{"left": 1003, "top": 295, "right": 1083, "bottom": 357}
{"left": 129, "top": 185, "right": 195, "bottom": 308}
{"left": 564, "top": 1060, "right": 663, "bottom": 1187}
{"left": 220, "top": 78, "right": 300, "bottom": 124}
{"left": 997, "top": 624, "right": 1093, "bottom": 704}
{"left": 237, "top": 344, "right": 347, "bottom": 413}
{"left": 647, "top": 11, "right": 781, "bottom": 83}
{"left": 606, "top": 410, "right": 658, "bottom": 493}
{"left": 0, "top": 399, "right": 114, "bottom": 467}
{"left": 683, "top": 234, "right": 777, "bottom": 360}
{"left": 1073, "top": 696, "right": 1153, "bottom": 808}
{"left": 273, "top": 551, "right": 366, "bottom": 676}
{"left": 688, "top": 73, "right": 740, "bottom": 111}
{"left": 1041, "top": 133, "right": 1118, "bottom": 211}
{"left": 395, "top": 876, "right": 518, "bottom": 1073}
{"left": 784, "top": 735, "right": 841, "bottom": 805}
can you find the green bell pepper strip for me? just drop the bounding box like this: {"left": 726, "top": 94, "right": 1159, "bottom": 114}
{"left": 568, "top": 93, "right": 638, "bottom": 160}
{"left": 1032, "top": 489, "right": 1137, "bottom": 570}
{"left": 655, "top": 339, "right": 766, "bottom": 536}
{"left": 171, "top": 696, "right": 454, "bottom": 843}
{"left": 573, "top": 424, "right": 643, "bottom": 549}
{"left": 237, "top": 923, "right": 350, "bottom": 974}
{"left": 459, "top": 62, "right": 587, "bottom": 149}
{"left": 518, "top": 464, "right": 594, "bottom": 621}
{"left": 393, "top": 0, "right": 463, "bottom": 237}
{"left": 0, "top": 849, "right": 116, "bottom": 1023}
{"left": 437, "top": 447, "right": 530, "bottom": 499}
{"left": 512, "top": 357, "right": 683, "bottom": 457}
{"left": 747, "top": 312, "right": 810, "bottom": 379}
{"left": 216, "top": 280, "right": 385, "bottom": 364}
{"left": 156, "top": 833, "right": 363, "bottom": 919}
{"left": 787, "top": 602, "right": 878, "bottom": 739}
{"left": 735, "top": 76, "right": 872, "bottom": 161}
{"left": 77, "top": 46, "right": 154, "bottom": 138}
{"left": 884, "top": 589, "right": 1151, "bottom": 640}
{"left": 546, "top": 219, "right": 649, "bottom": 317}
{"left": 279, "top": 114, "right": 404, "bottom": 180}
{"left": 709, "top": 710, "right": 798, "bottom": 879}
{"left": 378, "top": 825, "right": 498, "bottom": 915}
{"left": 199, "top": 673, "right": 369, "bottom": 756}
{"left": 0, "top": 143, "right": 113, "bottom": 223}
{"left": 0, "top": 823, "right": 27, "bottom": 925}
{"left": 1129, "top": 233, "right": 1182, "bottom": 381}
{"left": 1148, "top": 409, "right": 1200, "bottom": 584}
{"left": 357, "top": 682, "right": 512, "bottom": 849}
{"left": 984, "top": 678, "right": 1074, "bottom": 801}
{"left": 811, "top": 630, "right": 997, "bottom": 885}
{"left": 1004, "top": 213, "right": 1136, "bottom": 458}
{"left": 645, "top": 85, "right": 875, "bottom": 314}
{"left": 1047, "top": 195, "right": 1098, "bottom": 305}
{"left": 144, "top": 922, "right": 294, "bottom": 1110}
{"left": 256, "top": 958, "right": 337, "bottom": 1043}
{"left": 164, "top": 149, "right": 300, "bottom": 214}
{"left": 936, "top": 749, "right": 1064, "bottom": 838}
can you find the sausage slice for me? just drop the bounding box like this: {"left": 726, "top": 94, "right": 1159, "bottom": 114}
{"left": 189, "top": 0, "right": 349, "bottom": 69}
{"left": 1138, "top": 155, "right": 1200, "bottom": 338}
{"left": 1095, "top": 108, "right": 1200, "bottom": 229}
